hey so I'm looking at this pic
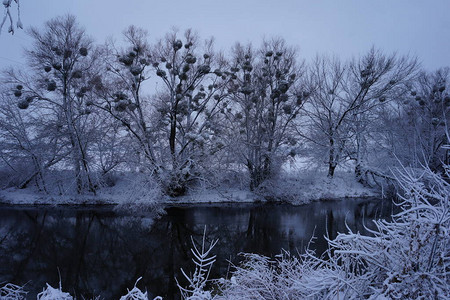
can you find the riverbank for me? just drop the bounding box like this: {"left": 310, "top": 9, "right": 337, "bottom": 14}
{"left": 0, "top": 168, "right": 380, "bottom": 207}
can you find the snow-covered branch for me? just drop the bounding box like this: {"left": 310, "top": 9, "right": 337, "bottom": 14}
{"left": 1, "top": 0, "right": 22, "bottom": 35}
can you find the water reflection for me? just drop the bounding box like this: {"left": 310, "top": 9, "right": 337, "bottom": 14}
{"left": 0, "top": 198, "right": 393, "bottom": 299}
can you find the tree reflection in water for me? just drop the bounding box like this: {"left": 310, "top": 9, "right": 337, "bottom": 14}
{"left": 0, "top": 198, "right": 392, "bottom": 299}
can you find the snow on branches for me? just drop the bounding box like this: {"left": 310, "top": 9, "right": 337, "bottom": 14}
{"left": 327, "top": 163, "right": 449, "bottom": 299}
{"left": 0, "top": 283, "right": 27, "bottom": 299}
{"left": 177, "top": 227, "right": 218, "bottom": 300}
{"left": 1, "top": 0, "right": 22, "bottom": 35}
{"left": 216, "top": 163, "right": 449, "bottom": 299}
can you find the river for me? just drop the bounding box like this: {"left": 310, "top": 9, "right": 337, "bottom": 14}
{"left": 0, "top": 198, "right": 393, "bottom": 299}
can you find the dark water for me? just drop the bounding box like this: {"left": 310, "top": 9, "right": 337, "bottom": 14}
{"left": 0, "top": 198, "right": 393, "bottom": 299}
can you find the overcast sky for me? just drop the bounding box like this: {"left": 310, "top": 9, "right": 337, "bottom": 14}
{"left": 1, "top": 0, "right": 449, "bottom": 71}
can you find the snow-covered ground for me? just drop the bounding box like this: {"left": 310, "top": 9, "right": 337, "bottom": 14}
{"left": 258, "top": 169, "right": 379, "bottom": 204}
{"left": 171, "top": 170, "right": 379, "bottom": 205}
{"left": 0, "top": 160, "right": 380, "bottom": 206}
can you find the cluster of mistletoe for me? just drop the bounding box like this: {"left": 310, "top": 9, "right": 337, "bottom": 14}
{"left": 228, "top": 45, "right": 307, "bottom": 138}
{"left": 95, "top": 28, "right": 151, "bottom": 119}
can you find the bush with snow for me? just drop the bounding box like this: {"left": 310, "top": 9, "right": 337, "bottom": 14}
{"left": 36, "top": 283, "right": 73, "bottom": 300}
{"left": 328, "top": 164, "right": 449, "bottom": 299}
{"left": 110, "top": 173, "right": 163, "bottom": 213}
{"left": 0, "top": 283, "right": 27, "bottom": 300}
{"left": 119, "top": 277, "right": 162, "bottom": 300}
{"left": 216, "top": 163, "right": 449, "bottom": 299}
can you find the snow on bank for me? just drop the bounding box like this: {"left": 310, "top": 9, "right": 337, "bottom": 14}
{"left": 166, "top": 157, "right": 379, "bottom": 205}
{"left": 0, "top": 173, "right": 160, "bottom": 207}
{"left": 168, "top": 170, "right": 379, "bottom": 205}
{"left": 259, "top": 169, "right": 379, "bottom": 205}
{"left": 0, "top": 168, "right": 379, "bottom": 206}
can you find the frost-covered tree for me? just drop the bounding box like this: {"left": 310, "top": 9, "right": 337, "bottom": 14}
{"left": 224, "top": 39, "right": 308, "bottom": 190}
{"left": 402, "top": 69, "right": 450, "bottom": 171}
{"left": 150, "top": 29, "right": 229, "bottom": 195}
{"left": 0, "top": 0, "right": 22, "bottom": 35}
{"left": 0, "top": 90, "right": 65, "bottom": 190}
{"left": 346, "top": 49, "right": 418, "bottom": 181}
{"left": 304, "top": 49, "right": 417, "bottom": 178}
{"left": 4, "top": 15, "right": 101, "bottom": 193}
{"left": 369, "top": 68, "right": 450, "bottom": 179}
{"left": 95, "top": 26, "right": 159, "bottom": 173}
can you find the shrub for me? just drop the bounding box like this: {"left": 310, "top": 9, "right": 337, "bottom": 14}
{"left": 217, "top": 163, "right": 450, "bottom": 299}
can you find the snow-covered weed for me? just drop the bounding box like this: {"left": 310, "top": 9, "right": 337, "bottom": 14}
{"left": 0, "top": 283, "right": 27, "bottom": 300}
{"left": 0, "top": 280, "right": 164, "bottom": 300}
{"left": 215, "top": 251, "right": 349, "bottom": 300}
{"left": 37, "top": 283, "right": 73, "bottom": 300}
{"left": 119, "top": 277, "right": 163, "bottom": 300}
{"left": 119, "top": 283, "right": 147, "bottom": 300}
{"left": 177, "top": 227, "right": 218, "bottom": 300}
{"left": 217, "top": 163, "right": 449, "bottom": 299}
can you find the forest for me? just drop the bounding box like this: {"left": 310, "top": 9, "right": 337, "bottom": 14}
{"left": 0, "top": 15, "right": 448, "bottom": 200}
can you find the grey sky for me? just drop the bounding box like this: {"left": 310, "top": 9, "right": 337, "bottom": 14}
{"left": 1, "top": 0, "right": 449, "bottom": 71}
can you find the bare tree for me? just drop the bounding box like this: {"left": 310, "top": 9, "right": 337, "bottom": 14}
{"left": 377, "top": 69, "right": 450, "bottom": 173}
{"left": 94, "top": 26, "right": 159, "bottom": 174}
{"left": 150, "top": 29, "right": 229, "bottom": 195}
{"left": 224, "top": 39, "right": 309, "bottom": 190}
{"left": 304, "top": 48, "right": 418, "bottom": 178}
{"left": 4, "top": 15, "right": 101, "bottom": 193}
{"left": 0, "top": 90, "right": 64, "bottom": 191}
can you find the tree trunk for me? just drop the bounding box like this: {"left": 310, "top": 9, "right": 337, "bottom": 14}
{"left": 249, "top": 165, "right": 269, "bottom": 191}
{"left": 328, "top": 163, "right": 336, "bottom": 178}
{"left": 355, "top": 163, "right": 364, "bottom": 184}
{"left": 169, "top": 114, "right": 176, "bottom": 159}
{"left": 328, "top": 137, "right": 336, "bottom": 178}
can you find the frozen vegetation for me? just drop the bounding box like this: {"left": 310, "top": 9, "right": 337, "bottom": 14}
{"left": 214, "top": 163, "right": 450, "bottom": 299}
{"left": 0, "top": 0, "right": 22, "bottom": 35}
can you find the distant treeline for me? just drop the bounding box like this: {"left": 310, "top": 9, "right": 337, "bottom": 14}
{"left": 0, "top": 15, "right": 448, "bottom": 196}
